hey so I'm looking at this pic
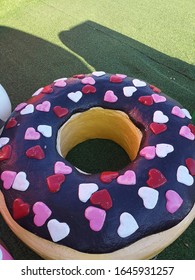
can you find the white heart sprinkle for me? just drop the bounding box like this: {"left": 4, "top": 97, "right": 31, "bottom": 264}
{"left": 123, "top": 86, "right": 137, "bottom": 97}
{"left": 117, "top": 212, "right": 139, "bottom": 238}
{"left": 47, "top": 219, "right": 70, "bottom": 242}
{"left": 177, "top": 165, "right": 194, "bottom": 186}
{"left": 37, "top": 125, "right": 52, "bottom": 138}
{"left": 0, "top": 137, "right": 9, "bottom": 148}
{"left": 181, "top": 108, "right": 192, "bottom": 119}
{"left": 20, "top": 104, "right": 34, "bottom": 115}
{"left": 138, "top": 187, "right": 159, "bottom": 209}
{"left": 67, "top": 91, "right": 82, "bottom": 103}
{"left": 156, "top": 143, "right": 174, "bottom": 158}
{"left": 153, "top": 110, "right": 169, "bottom": 123}
{"left": 92, "top": 71, "right": 106, "bottom": 77}
{"left": 132, "top": 79, "right": 146, "bottom": 87}
{"left": 78, "top": 183, "right": 99, "bottom": 203}
{"left": 12, "top": 172, "right": 30, "bottom": 191}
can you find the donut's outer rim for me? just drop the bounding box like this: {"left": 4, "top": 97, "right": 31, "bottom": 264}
{"left": 0, "top": 191, "right": 194, "bottom": 260}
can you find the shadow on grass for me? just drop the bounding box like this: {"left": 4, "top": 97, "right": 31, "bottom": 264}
{"left": 59, "top": 21, "right": 195, "bottom": 112}
{"left": 0, "top": 22, "right": 194, "bottom": 260}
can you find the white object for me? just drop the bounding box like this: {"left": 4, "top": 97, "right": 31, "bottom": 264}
{"left": 0, "top": 84, "right": 11, "bottom": 123}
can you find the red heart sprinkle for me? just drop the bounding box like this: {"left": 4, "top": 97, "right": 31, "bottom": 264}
{"left": 138, "top": 96, "right": 154, "bottom": 106}
{"left": 26, "top": 145, "right": 45, "bottom": 159}
{"left": 53, "top": 106, "right": 69, "bottom": 118}
{"left": 188, "top": 124, "right": 195, "bottom": 135}
{"left": 150, "top": 84, "right": 161, "bottom": 93}
{"left": 100, "top": 171, "right": 119, "bottom": 183}
{"left": 147, "top": 168, "right": 167, "bottom": 188}
{"left": 46, "top": 174, "right": 65, "bottom": 192}
{"left": 0, "top": 145, "right": 12, "bottom": 161}
{"left": 41, "top": 85, "right": 53, "bottom": 94}
{"left": 82, "top": 85, "right": 96, "bottom": 94}
{"left": 73, "top": 74, "right": 85, "bottom": 79}
{"left": 186, "top": 158, "right": 195, "bottom": 176}
{"left": 5, "top": 117, "right": 17, "bottom": 129}
{"left": 13, "top": 198, "right": 30, "bottom": 220}
{"left": 90, "top": 189, "right": 113, "bottom": 210}
{"left": 149, "top": 122, "right": 167, "bottom": 135}
{"left": 110, "top": 75, "right": 123, "bottom": 83}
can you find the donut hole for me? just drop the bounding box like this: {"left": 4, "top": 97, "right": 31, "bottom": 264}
{"left": 57, "top": 107, "right": 142, "bottom": 174}
{"left": 66, "top": 139, "right": 130, "bottom": 173}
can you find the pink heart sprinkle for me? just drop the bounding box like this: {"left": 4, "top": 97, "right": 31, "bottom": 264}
{"left": 33, "top": 202, "right": 52, "bottom": 227}
{"left": 24, "top": 127, "right": 41, "bottom": 140}
{"left": 152, "top": 94, "right": 166, "bottom": 103}
{"left": 54, "top": 80, "right": 67, "bottom": 87}
{"left": 104, "top": 90, "right": 118, "bottom": 103}
{"left": 85, "top": 206, "right": 106, "bottom": 231}
{"left": 1, "top": 171, "right": 17, "bottom": 190}
{"left": 139, "top": 146, "right": 156, "bottom": 160}
{"left": 36, "top": 101, "right": 51, "bottom": 112}
{"left": 15, "top": 102, "right": 28, "bottom": 112}
{"left": 54, "top": 161, "right": 72, "bottom": 175}
{"left": 171, "top": 106, "right": 185, "bottom": 118}
{"left": 81, "top": 77, "right": 96, "bottom": 85}
{"left": 179, "top": 126, "right": 195, "bottom": 140}
{"left": 117, "top": 170, "right": 136, "bottom": 185}
{"left": 165, "top": 190, "right": 183, "bottom": 214}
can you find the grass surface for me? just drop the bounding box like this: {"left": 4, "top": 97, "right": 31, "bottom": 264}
{"left": 0, "top": 0, "right": 195, "bottom": 260}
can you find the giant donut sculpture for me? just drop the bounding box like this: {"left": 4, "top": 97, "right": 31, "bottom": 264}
{"left": 0, "top": 72, "right": 195, "bottom": 259}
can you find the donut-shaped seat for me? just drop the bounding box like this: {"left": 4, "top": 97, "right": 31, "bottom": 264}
{"left": 0, "top": 72, "right": 195, "bottom": 259}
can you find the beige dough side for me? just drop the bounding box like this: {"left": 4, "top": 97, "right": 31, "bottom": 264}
{"left": 0, "top": 191, "right": 194, "bottom": 260}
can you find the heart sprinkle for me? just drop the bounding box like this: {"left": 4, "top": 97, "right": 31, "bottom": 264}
{"left": 0, "top": 145, "right": 12, "bottom": 161}
{"left": 149, "top": 123, "right": 167, "bottom": 135}
{"left": 54, "top": 161, "right": 72, "bottom": 175}
{"left": 132, "top": 79, "right": 146, "bottom": 87}
{"left": 138, "top": 96, "right": 153, "bottom": 106}
{"left": 110, "top": 75, "right": 123, "bottom": 83}
{"left": 177, "top": 165, "right": 194, "bottom": 186}
{"left": 104, "top": 90, "right": 118, "bottom": 103}
{"left": 12, "top": 172, "right": 30, "bottom": 191}
{"left": 20, "top": 104, "right": 34, "bottom": 115}
{"left": 78, "top": 183, "right": 99, "bottom": 203}
{"left": 1, "top": 170, "right": 17, "bottom": 190}
{"left": 156, "top": 143, "right": 174, "bottom": 158}
{"left": 179, "top": 126, "right": 195, "bottom": 140}
{"left": 24, "top": 127, "right": 41, "bottom": 140}
{"left": 13, "top": 198, "right": 30, "bottom": 220}
{"left": 123, "top": 86, "right": 137, "bottom": 97}
{"left": 147, "top": 168, "right": 167, "bottom": 188}
{"left": 139, "top": 146, "right": 156, "bottom": 160}
{"left": 81, "top": 77, "right": 96, "bottom": 85}
{"left": 67, "top": 91, "right": 82, "bottom": 102}
{"left": 138, "top": 187, "right": 159, "bottom": 209}
{"left": 0, "top": 137, "right": 9, "bottom": 148}
{"left": 37, "top": 125, "right": 52, "bottom": 138}
{"left": 53, "top": 106, "right": 69, "bottom": 118}
{"left": 36, "top": 101, "right": 51, "bottom": 112}
{"left": 117, "top": 170, "right": 136, "bottom": 185}
{"left": 47, "top": 219, "right": 70, "bottom": 242}
{"left": 100, "top": 171, "right": 119, "bottom": 183}
{"left": 117, "top": 212, "right": 139, "bottom": 238}
{"left": 153, "top": 110, "right": 169, "bottom": 123}
{"left": 26, "top": 145, "right": 45, "bottom": 159}
{"left": 85, "top": 206, "right": 106, "bottom": 231}
{"left": 33, "top": 202, "right": 52, "bottom": 227}
{"left": 90, "top": 189, "right": 113, "bottom": 210}
{"left": 165, "top": 190, "right": 183, "bottom": 214}
{"left": 82, "top": 85, "right": 96, "bottom": 94}
{"left": 171, "top": 106, "right": 185, "bottom": 118}
{"left": 46, "top": 174, "right": 65, "bottom": 192}
{"left": 152, "top": 94, "right": 166, "bottom": 103}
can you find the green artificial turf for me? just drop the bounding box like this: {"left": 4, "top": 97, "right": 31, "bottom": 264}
{"left": 0, "top": 0, "right": 195, "bottom": 260}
